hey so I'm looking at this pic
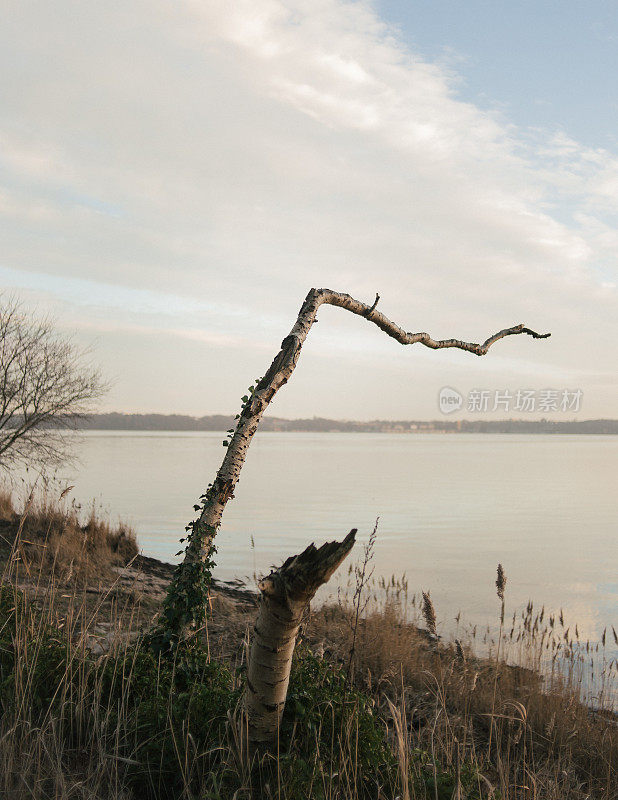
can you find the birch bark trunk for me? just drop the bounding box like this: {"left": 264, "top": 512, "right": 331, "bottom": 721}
{"left": 163, "top": 287, "right": 549, "bottom": 635}
{"left": 245, "top": 529, "right": 356, "bottom": 749}
{"left": 183, "top": 288, "right": 549, "bottom": 566}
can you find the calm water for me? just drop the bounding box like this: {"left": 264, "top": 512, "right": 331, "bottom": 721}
{"left": 34, "top": 432, "right": 617, "bottom": 646}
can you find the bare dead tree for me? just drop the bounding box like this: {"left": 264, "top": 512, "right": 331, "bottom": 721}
{"left": 160, "top": 287, "right": 549, "bottom": 746}
{"left": 0, "top": 297, "right": 107, "bottom": 471}
{"left": 172, "top": 287, "right": 550, "bottom": 578}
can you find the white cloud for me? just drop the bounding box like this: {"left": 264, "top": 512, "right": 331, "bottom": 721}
{"left": 0, "top": 0, "right": 616, "bottom": 417}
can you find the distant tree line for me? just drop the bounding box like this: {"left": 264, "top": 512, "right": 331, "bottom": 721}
{"left": 75, "top": 413, "right": 618, "bottom": 434}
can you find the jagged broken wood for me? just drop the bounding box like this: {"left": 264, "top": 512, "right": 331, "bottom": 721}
{"left": 245, "top": 529, "right": 357, "bottom": 748}
{"left": 181, "top": 287, "right": 550, "bottom": 566}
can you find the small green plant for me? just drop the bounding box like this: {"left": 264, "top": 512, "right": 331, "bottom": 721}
{"left": 154, "top": 500, "right": 217, "bottom": 648}
{"left": 409, "top": 746, "right": 482, "bottom": 800}
{"left": 99, "top": 644, "right": 240, "bottom": 799}
{"left": 0, "top": 586, "right": 70, "bottom": 714}
{"left": 222, "top": 375, "right": 262, "bottom": 448}
{"left": 275, "top": 646, "right": 396, "bottom": 798}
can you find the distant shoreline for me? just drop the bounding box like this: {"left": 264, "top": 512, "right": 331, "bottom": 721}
{"left": 75, "top": 413, "right": 618, "bottom": 435}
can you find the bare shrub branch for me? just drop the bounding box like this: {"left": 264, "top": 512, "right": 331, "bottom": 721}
{"left": 0, "top": 296, "right": 107, "bottom": 470}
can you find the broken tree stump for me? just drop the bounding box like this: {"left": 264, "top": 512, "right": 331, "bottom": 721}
{"left": 244, "top": 529, "right": 356, "bottom": 748}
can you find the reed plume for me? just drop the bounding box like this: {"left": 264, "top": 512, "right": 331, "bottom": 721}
{"left": 421, "top": 591, "right": 437, "bottom": 637}
{"left": 496, "top": 563, "right": 506, "bottom": 602}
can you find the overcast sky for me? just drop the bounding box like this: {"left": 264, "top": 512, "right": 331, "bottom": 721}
{"left": 1, "top": 1, "right": 617, "bottom": 419}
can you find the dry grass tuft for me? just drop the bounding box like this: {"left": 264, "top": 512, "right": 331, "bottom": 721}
{"left": 304, "top": 571, "right": 617, "bottom": 800}
{"left": 0, "top": 487, "right": 138, "bottom": 585}
{"left": 0, "top": 489, "right": 16, "bottom": 522}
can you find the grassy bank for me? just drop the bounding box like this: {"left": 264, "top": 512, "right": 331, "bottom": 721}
{"left": 0, "top": 489, "right": 615, "bottom": 799}
{"left": 0, "top": 488, "right": 138, "bottom": 585}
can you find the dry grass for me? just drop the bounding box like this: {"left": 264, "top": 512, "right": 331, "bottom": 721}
{"left": 305, "top": 575, "right": 617, "bottom": 800}
{"left": 0, "top": 495, "right": 616, "bottom": 799}
{"left": 0, "top": 487, "right": 138, "bottom": 585}
{"left": 0, "top": 562, "right": 139, "bottom": 797}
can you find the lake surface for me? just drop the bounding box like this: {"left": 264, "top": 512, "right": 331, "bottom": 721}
{"left": 26, "top": 432, "right": 618, "bottom": 651}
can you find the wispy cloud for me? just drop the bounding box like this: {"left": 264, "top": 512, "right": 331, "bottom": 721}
{"left": 0, "top": 0, "right": 616, "bottom": 416}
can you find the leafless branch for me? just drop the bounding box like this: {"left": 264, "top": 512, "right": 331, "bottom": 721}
{"left": 320, "top": 290, "right": 550, "bottom": 355}
{"left": 183, "top": 287, "right": 551, "bottom": 564}
{"left": 0, "top": 296, "right": 107, "bottom": 471}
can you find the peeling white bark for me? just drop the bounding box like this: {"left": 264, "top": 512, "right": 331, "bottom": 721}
{"left": 185, "top": 287, "right": 550, "bottom": 564}
{"left": 245, "top": 529, "right": 357, "bottom": 748}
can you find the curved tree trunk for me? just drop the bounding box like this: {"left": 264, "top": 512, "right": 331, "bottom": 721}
{"left": 245, "top": 529, "right": 356, "bottom": 749}
{"left": 181, "top": 288, "right": 549, "bottom": 568}
{"left": 161, "top": 287, "right": 549, "bottom": 638}
{"left": 160, "top": 287, "right": 549, "bottom": 749}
